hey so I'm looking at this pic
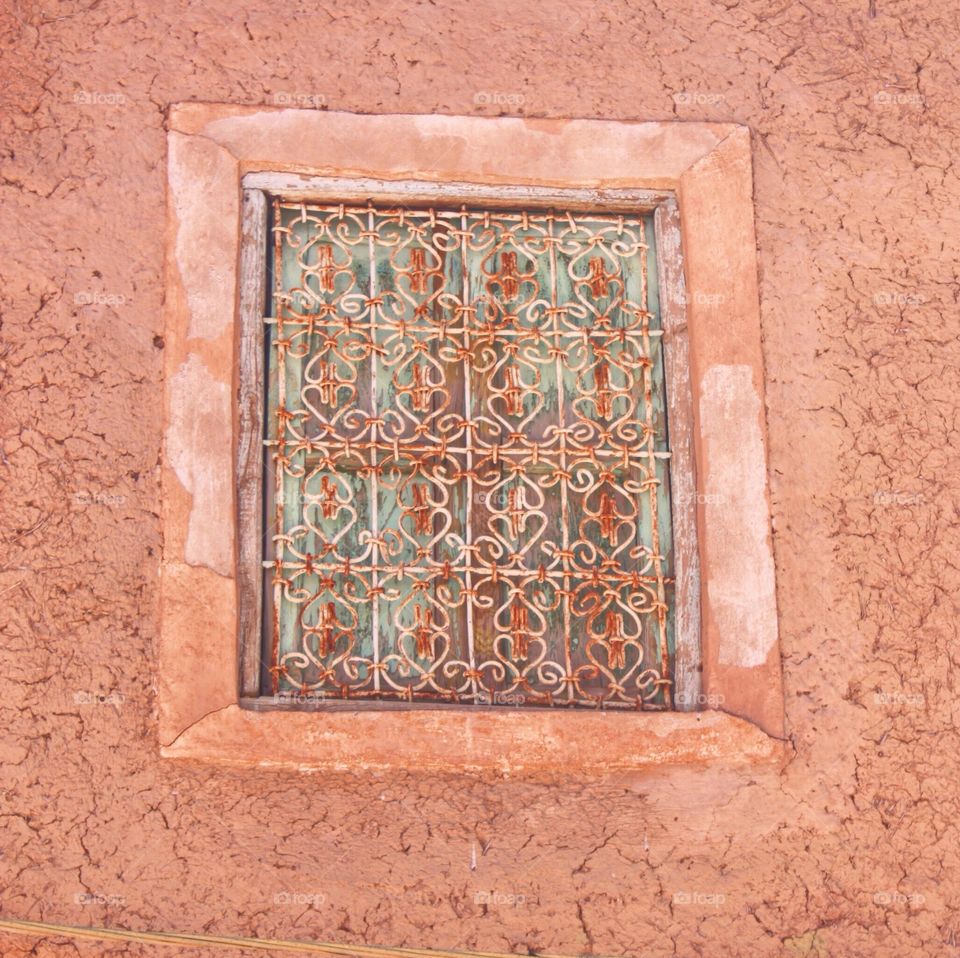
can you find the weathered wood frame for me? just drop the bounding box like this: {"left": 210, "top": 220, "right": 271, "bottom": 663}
{"left": 160, "top": 106, "right": 785, "bottom": 772}
{"left": 236, "top": 176, "right": 702, "bottom": 711}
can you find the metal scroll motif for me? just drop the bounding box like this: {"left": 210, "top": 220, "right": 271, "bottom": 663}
{"left": 265, "top": 202, "right": 676, "bottom": 708}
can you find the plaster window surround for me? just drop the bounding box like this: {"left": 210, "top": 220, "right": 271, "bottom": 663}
{"left": 161, "top": 105, "right": 784, "bottom": 772}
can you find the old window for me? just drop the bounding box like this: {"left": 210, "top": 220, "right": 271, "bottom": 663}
{"left": 163, "top": 109, "right": 783, "bottom": 768}
{"left": 239, "top": 183, "right": 698, "bottom": 711}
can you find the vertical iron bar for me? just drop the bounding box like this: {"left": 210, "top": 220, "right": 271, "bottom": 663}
{"left": 548, "top": 212, "right": 574, "bottom": 703}
{"left": 367, "top": 208, "right": 381, "bottom": 693}
{"left": 640, "top": 213, "right": 671, "bottom": 703}
{"left": 460, "top": 209, "right": 478, "bottom": 702}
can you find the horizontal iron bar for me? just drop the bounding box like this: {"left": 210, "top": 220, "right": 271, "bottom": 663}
{"left": 263, "top": 317, "right": 665, "bottom": 337}
{"left": 240, "top": 696, "right": 669, "bottom": 713}
{"left": 267, "top": 441, "right": 672, "bottom": 459}
{"left": 263, "top": 561, "right": 673, "bottom": 580}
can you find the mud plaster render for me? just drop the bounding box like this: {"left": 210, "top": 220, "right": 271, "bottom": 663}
{"left": 160, "top": 106, "right": 784, "bottom": 770}
{"left": 5, "top": 7, "right": 955, "bottom": 954}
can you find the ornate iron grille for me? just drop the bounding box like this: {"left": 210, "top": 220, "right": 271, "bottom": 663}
{"left": 264, "top": 200, "right": 676, "bottom": 708}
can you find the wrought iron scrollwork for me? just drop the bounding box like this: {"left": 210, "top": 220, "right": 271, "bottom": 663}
{"left": 265, "top": 202, "right": 676, "bottom": 709}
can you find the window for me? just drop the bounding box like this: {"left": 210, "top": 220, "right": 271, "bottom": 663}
{"left": 162, "top": 107, "right": 783, "bottom": 770}
{"left": 251, "top": 197, "right": 688, "bottom": 709}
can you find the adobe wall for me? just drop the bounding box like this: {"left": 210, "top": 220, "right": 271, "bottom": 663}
{"left": 1, "top": 2, "right": 957, "bottom": 955}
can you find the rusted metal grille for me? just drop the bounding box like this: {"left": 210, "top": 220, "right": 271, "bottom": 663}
{"left": 264, "top": 200, "right": 676, "bottom": 708}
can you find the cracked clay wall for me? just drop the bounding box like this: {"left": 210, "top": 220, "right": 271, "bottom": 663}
{"left": 1, "top": 2, "right": 958, "bottom": 957}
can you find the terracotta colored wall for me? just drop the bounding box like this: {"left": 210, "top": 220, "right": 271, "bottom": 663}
{"left": 2, "top": 2, "right": 957, "bottom": 956}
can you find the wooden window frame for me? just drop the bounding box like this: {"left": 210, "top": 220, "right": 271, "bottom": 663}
{"left": 160, "top": 106, "right": 784, "bottom": 772}
{"left": 237, "top": 177, "right": 701, "bottom": 713}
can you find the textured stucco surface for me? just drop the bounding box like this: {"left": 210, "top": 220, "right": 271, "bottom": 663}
{"left": 1, "top": 2, "right": 958, "bottom": 957}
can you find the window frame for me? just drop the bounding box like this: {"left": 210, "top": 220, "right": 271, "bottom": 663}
{"left": 236, "top": 176, "right": 702, "bottom": 712}
{"left": 160, "top": 106, "right": 784, "bottom": 772}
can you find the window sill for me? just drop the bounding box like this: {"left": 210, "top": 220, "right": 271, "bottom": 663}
{"left": 161, "top": 706, "right": 783, "bottom": 773}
